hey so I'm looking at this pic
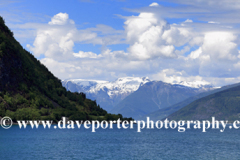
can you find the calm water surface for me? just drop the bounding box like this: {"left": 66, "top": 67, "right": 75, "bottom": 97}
{"left": 0, "top": 124, "right": 240, "bottom": 160}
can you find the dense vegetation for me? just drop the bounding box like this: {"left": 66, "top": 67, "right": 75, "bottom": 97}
{"left": 0, "top": 17, "right": 132, "bottom": 122}
{"left": 167, "top": 84, "right": 240, "bottom": 122}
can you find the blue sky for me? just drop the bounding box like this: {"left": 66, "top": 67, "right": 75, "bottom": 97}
{"left": 1, "top": 0, "right": 240, "bottom": 87}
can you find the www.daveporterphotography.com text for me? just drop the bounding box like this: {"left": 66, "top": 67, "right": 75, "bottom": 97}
{"left": 1, "top": 116, "right": 240, "bottom": 133}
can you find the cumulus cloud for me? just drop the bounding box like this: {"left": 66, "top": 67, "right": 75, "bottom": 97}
{"left": 188, "top": 32, "right": 239, "bottom": 63}
{"left": 17, "top": 2, "right": 240, "bottom": 87}
{"left": 124, "top": 12, "right": 177, "bottom": 60}
{"left": 27, "top": 13, "right": 124, "bottom": 60}
{"left": 27, "top": 27, "right": 76, "bottom": 59}
{"left": 162, "top": 26, "right": 191, "bottom": 47}
{"left": 27, "top": 13, "right": 96, "bottom": 60}
{"left": 204, "top": 32, "right": 238, "bottom": 60}
{"left": 48, "top": 13, "right": 74, "bottom": 25}
{"left": 41, "top": 58, "right": 81, "bottom": 78}
{"left": 123, "top": 8, "right": 198, "bottom": 60}
{"left": 184, "top": 31, "right": 240, "bottom": 81}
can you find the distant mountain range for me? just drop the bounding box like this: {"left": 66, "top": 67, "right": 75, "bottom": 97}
{"left": 62, "top": 77, "right": 151, "bottom": 111}
{"left": 110, "top": 81, "right": 213, "bottom": 119}
{"left": 167, "top": 83, "right": 240, "bottom": 121}
{"left": 62, "top": 77, "right": 214, "bottom": 119}
{"left": 146, "top": 82, "right": 240, "bottom": 121}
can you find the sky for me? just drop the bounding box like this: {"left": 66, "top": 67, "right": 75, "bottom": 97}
{"left": 1, "top": 0, "right": 240, "bottom": 87}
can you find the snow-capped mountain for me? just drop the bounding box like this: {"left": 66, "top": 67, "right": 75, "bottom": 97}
{"left": 88, "top": 77, "right": 151, "bottom": 97}
{"left": 62, "top": 77, "right": 215, "bottom": 114}
{"left": 110, "top": 80, "right": 216, "bottom": 119}
{"left": 62, "top": 77, "right": 151, "bottom": 111}
{"left": 62, "top": 79, "right": 108, "bottom": 93}
{"left": 172, "top": 81, "right": 214, "bottom": 89}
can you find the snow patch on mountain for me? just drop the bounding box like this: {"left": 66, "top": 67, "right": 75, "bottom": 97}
{"left": 63, "top": 79, "right": 108, "bottom": 88}
{"left": 171, "top": 80, "right": 214, "bottom": 89}
{"left": 91, "top": 77, "right": 150, "bottom": 97}
{"left": 62, "top": 77, "right": 151, "bottom": 98}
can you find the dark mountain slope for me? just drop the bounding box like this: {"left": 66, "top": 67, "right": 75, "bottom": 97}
{"left": 146, "top": 83, "right": 240, "bottom": 120}
{"left": 167, "top": 84, "right": 240, "bottom": 121}
{"left": 0, "top": 17, "right": 126, "bottom": 122}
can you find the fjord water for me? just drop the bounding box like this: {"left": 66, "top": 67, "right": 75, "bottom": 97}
{"left": 1, "top": 125, "right": 240, "bottom": 160}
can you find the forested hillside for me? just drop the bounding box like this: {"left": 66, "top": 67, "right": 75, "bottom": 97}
{"left": 0, "top": 17, "right": 130, "bottom": 122}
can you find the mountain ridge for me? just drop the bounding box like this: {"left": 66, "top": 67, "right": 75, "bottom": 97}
{"left": 62, "top": 77, "right": 214, "bottom": 112}
{"left": 62, "top": 77, "right": 151, "bottom": 111}
{"left": 62, "top": 77, "right": 151, "bottom": 97}
{"left": 166, "top": 82, "right": 240, "bottom": 121}
{"left": 110, "top": 80, "right": 211, "bottom": 119}
{"left": 145, "top": 82, "right": 240, "bottom": 121}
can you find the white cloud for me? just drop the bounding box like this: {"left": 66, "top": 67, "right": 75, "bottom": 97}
{"left": 73, "top": 51, "right": 101, "bottom": 58}
{"left": 188, "top": 47, "right": 202, "bottom": 59}
{"left": 188, "top": 32, "right": 239, "bottom": 61}
{"left": 27, "top": 24, "right": 78, "bottom": 59}
{"left": 124, "top": 12, "right": 178, "bottom": 60}
{"left": 48, "top": 13, "right": 74, "bottom": 25}
{"left": 13, "top": 3, "right": 240, "bottom": 87}
{"left": 184, "top": 19, "right": 193, "bottom": 23}
{"left": 162, "top": 27, "right": 191, "bottom": 47}
{"left": 26, "top": 13, "right": 118, "bottom": 60}
{"left": 149, "top": 2, "right": 159, "bottom": 7}
{"left": 150, "top": 69, "right": 215, "bottom": 87}
{"left": 40, "top": 58, "right": 81, "bottom": 78}
{"left": 201, "top": 32, "right": 238, "bottom": 61}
